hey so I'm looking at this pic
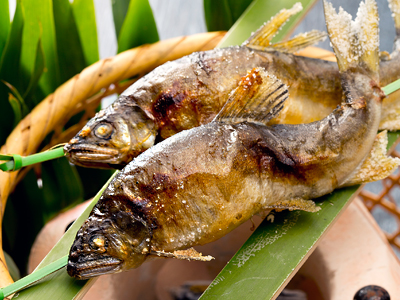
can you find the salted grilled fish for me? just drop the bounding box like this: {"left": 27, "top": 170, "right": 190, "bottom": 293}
{"left": 67, "top": 0, "right": 400, "bottom": 279}
{"left": 64, "top": 0, "right": 400, "bottom": 169}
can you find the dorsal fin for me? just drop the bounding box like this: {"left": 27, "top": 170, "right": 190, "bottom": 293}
{"left": 244, "top": 3, "right": 303, "bottom": 48}
{"left": 341, "top": 131, "right": 400, "bottom": 186}
{"left": 214, "top": 68, "right": 288, "bottom": 125}
{"left": 248, "top": 30, "right": 327, "bottom": 54}
{"left": 269, "top": 30, "right": 327, "bottom": 53}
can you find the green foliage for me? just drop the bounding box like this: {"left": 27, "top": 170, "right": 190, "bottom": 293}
{"left": 0, "top": 0, "right": 158, "bottom": 281}
{"left": 204, "top": 0, "right": 253, "bottom": 31}
{"left": 116, "top": 0, "right": 159, "bottom": 53}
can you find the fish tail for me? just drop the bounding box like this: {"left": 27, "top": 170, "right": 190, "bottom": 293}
{"left": 388, "top": 0, "right": 400, "bottom": 52}
{"left": 323, "top": 0, "right": 379, "bottom": 80}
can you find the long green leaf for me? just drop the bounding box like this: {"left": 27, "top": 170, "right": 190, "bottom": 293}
{"left": 0, "top": 0, "right": 10, "bottom": 57}
{"left": 4, "top": 252, "right": 20, "bottom": 282}
{"left": 204, "top": 0, "right": 253, "bottom": 32}
{"left": 217, "top": 0, "right": 317, "bottom": 48}
{"left": 8, "top": 93, "right": 22, "bottom": 127}
{"left": 0, "top": 1, "right": 24, "bottom": 144}
{"left": 112, "top": 0, "right": 130, "bottom": 38}
{"left": 71, "top": 0, "right": 99, "bottom": 65}
{"left": 53, "top": 0, "right": 87, "bottom": 83}
{"left": 20, "top": 0, "right": 59, "bottom": 95}
{"left": 23, "top": 39, "right": 45, "bottom": 101}
{"left": 2, "top": 80, "right": 29, "bottom": 116}
{"left": 117, "top": 0, "right": 159, "bottom": 53}
{"left": 14, "top": 172, "right": 118, "bottom": 299}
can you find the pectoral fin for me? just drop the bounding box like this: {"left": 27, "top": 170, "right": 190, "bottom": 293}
{"left": 150, "top": 248, "right": 214, "bottom": 261}
{"left": 264, "top": 199, "right": 320, "bottom": 213}
{"left": 214, "top": 68, "right": 288, "bottom": 125}
{"left": 341, "top": 131, "right": 400, "bottom": 186}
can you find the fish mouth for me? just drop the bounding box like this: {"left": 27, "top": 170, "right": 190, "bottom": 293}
{"left": 67, "top": 256, "right": 122, "bottom": 279}
{"left": 64, "top": 143, "right": 122, "bottom": 163}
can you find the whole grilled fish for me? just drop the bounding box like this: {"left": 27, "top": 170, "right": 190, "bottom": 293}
{"left": 64, "top": 0, "right": 400, "bottom": 169}
{"left": 67, "top": 0, "right": 400, "bottom": 279}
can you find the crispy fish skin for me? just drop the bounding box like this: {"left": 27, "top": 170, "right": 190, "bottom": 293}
{"left": 67, "top": 69, "right": 382, "bottom": 278}
{"left": 67, "top": 0, "right": 385, "bottom": 276}
{"left": 68, "top": 0, "right": 392, "bottom": 279}
{"left": 64, "top": 38, "right": 400, "bottom": 169}
{"left": 64, "top": 46, "right": 343, "bottom": 169}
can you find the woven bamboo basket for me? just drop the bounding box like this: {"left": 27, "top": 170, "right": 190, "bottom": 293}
{"left": 0, "top": 32, "right": 399, "bottom": 291}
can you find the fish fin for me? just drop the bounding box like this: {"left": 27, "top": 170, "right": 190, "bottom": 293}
{"left": 150, "top": 248, "right": 214, "bottom": 261}
{"left": 249, "top": 30, "right": 327, "bottom": 53}
{"left": 214, "top": 68, "right": 288, "bottom": 125}
{"left": 244, "top": 3, "right": 303, "bottom": 48}
{"left": 323, "top": 0, "right": 379, "bottom": 78}
{"left": 380, "top": 90, "right": 400, "bottom": 130}
{"left": 341, "top": 131, "right": 400, "bottom": 186}
{"left": 379, "top": 50, "right": 391, "bottom": 61}
{"left": 264, "top": 199, "right": 321, "bottom": 213}
{"left": 388, "top": 0, "right": 400, "bottom": 52}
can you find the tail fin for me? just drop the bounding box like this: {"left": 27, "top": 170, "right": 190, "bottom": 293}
{"left": 323, "top": 0, "right": 379, "bottom": 80}
{"left": 388, "top": 0, "right": 400, "bottom": 53}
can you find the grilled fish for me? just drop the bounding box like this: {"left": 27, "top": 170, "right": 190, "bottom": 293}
{"left": 64, "top": 0, "right": 400, "bottom": 169}
{"left": 67, "top": 0, "right": 400, "bottom": 279}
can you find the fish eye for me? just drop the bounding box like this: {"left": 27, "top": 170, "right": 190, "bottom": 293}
{"left": 94, "top": 123, "right": 113, "bottom": 139}
{"left": 89, "top": 234, "right": 107, "bottom": 253}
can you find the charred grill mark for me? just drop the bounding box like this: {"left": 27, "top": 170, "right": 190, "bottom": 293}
{"left": 152, "top": 81, "right": 189, "bottom": 123}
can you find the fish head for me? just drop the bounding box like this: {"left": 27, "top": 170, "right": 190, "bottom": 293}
{"left": 67, "top": 199, "right": 152, "bottom": 279}
{"left": 64, "top": 104, "right": 157, "bottom": 169}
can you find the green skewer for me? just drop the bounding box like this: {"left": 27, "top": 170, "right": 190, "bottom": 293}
{"left": 0, "top": 255, "right": 68, "bottom": 300}
{"left": 382, "top": 77, "right": 400, "bottom": 96}
{"left": 0, "top": 146, "right": 65, "bottom": 172}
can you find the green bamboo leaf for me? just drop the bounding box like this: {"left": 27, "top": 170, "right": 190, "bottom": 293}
{"left": 204, "top": 0, "right": 253, "bottom": 32}
{"left": 14, "top": 172, "right": 118, "bottom": 300}
{"left": 217, "top": 0, "right": 318, "bottom": 48}
{"left": 2, "top": 80, "right": 28, "bottom": 116}
{"left": 0, "top": 0, "right": 24, "bottom": 144}
{"left": 20, "top": 0, "right": 60, "bottom": 95}
{"left": 71, "top": 0, "right": 99, "bottom": 65}
{"left": 8, "top": 93, "right": 22, "bottom": 127}
{"left": 4, "top": 252, "right": 20, "bottom": 282}
{"left": 0, "top": 0, "right": 10, "bottom": 57}
{"left": 112, "top": 0, "right": 130, "bottom": 38}
{"left": 23, "top": 38, "right": 45, "bottom": 102}
{"left": 53, "top": 0, "right": 87, "bottom": 83}
{"left": 117, "top": 0, "right": 159, "bottom": 53}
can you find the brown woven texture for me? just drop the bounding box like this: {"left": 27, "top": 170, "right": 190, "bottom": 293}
{"left": 0, "top": 31, "right": 225, "bottom": 287}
